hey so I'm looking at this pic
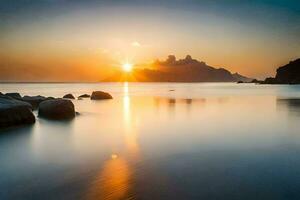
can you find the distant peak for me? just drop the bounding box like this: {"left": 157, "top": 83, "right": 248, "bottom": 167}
{"left": 166, "top": 55, "right": 176, "bottom": 64}
{"left": 185, "top": 55, "right": 192, "bottom": 60}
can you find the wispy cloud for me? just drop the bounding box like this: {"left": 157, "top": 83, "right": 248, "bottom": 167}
{"left": 131, "top": 41, "right": 141, "bottom": 47}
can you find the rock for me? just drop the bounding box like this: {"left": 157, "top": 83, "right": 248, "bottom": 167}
{"left": 264, "top": 77, "right": 278, "bottom": 84}
{"left": 91, "top": 91, "right": 113, "bottom": 100}
{"left": 0, "top": 94, "right": 14, "bottom": 100}
{"left": 275, "top": 58, "right": 300, "bottom": 84}
{"left": 78, "top": 97, "right": 83, "bottom": 100}
{"left": 38, "top": 99, "right": 75, "bottom": 120}
{"left": 5, "top": 93, "right": 22, "bottom": 100}
{"left": 63, "top": 93, "right": 75, "bottom": 99}
{"left": 237, "top": 81, "right": 244, "bottom": 84}
{"left": 0, "top": 95, "right": 33, "bottom": 109}
{"left": 0, "top": 97, "right": 35, "bottom": 128}
{"left": 262, "top": 58, "right": 300, "bottom": 84}
{"left": 22, "top": 95, "right": 47, "bottom": 110}
{"left": 78, "top": 94, "right": 91, "bottom": 98}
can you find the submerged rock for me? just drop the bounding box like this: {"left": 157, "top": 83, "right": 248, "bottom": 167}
{"left": 63, "top": 94, "right": 75, "bottom": 99}
{"left": 78, "top": 94, "right": 91, "bottom": 98}
{"left": 91, "top": 91, "right": 113, "bottom": 100}
{"left": 0, "top": 97, "right": 35, "bottom": 128}
{"left": 38, "top": 99, "right": 75, "bottom": 120}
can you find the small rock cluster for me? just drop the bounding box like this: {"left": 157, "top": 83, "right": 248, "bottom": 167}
{"left": 0, "top": 91, "right": 112, "bottom": 128}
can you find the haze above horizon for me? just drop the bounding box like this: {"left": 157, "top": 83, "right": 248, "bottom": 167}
{"left": 0, "top": 0, "right": 299, "bottom": 82}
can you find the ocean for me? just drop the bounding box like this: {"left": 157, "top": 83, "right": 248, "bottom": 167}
{"left": 1, "top": 82, "right": 300, "bottom": 200}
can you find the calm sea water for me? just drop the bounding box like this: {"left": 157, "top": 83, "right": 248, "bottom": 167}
{"left": 1, "top": 83, "right": 300, "bottom": 200}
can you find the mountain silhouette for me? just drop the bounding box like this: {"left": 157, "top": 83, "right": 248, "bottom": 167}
{"left": 103, "top": 55, "right": 252, "bottom": 82}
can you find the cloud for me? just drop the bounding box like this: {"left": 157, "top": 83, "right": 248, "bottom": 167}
{"left": 131, "top": 41, "right": 141, "bottom": 47}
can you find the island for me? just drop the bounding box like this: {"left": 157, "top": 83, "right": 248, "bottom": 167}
{"left": 103, "top": 55, "right": 252, "bottom": 83}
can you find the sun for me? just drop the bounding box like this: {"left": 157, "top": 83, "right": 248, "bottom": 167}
{"left": 122, "top": 63, "right": 133, "bottom": 72}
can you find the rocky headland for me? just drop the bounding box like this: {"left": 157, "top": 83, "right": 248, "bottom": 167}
{"left": 262, "top": 58, "right": 300, "bottom": 84}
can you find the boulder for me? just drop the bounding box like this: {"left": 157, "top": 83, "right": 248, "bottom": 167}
{"left": 63, "top": 93, "right": 75, "bottom": 99}
{"left": 38, "top": 99, "right": 75, "bottom": 120}
{"left": 78, "top": 94, "right": 91, "bottom": 98}
{"left": 0, "top": 97, "right": 35, "bottom": 128}
{"left": 91, "top": 91, "right": 113, "bottom": 100}
{"left": 5, "top": 92, "right": 22, "bottom": 100}
{"left": 22, "top": 95, "right": 47, "bottom": 110}
{"left": 0, "top": 95, "right": 32, "bottom": 109}
{"left": 0, "top": 94, "right": 14, "bottom": 100}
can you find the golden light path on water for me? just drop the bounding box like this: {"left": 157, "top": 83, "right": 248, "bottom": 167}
{"left": 86, "top": 82, "right": 140, "bottom": 200}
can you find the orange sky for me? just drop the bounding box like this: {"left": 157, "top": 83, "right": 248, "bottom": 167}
{"left": 0, "top": 1, "right": 299, "bottom": 81}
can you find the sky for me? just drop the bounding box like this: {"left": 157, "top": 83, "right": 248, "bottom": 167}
{"left": 0, "top": 0, "right": 299, "bottom": 81}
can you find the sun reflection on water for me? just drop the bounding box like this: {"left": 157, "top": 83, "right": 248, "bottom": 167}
{"left": 86, "top": 82, "right": 140, "bottom": 200}
{"left": 86, "top": 157, "right": 131, "bottom": 200}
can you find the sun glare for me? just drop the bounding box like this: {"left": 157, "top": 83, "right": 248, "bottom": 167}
{"left": 122, "top": 63, "right": 133, "bottom": 72}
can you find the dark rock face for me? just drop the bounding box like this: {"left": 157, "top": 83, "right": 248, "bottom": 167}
{"left": 251, "top": 79, "right": 263, "bottom": 84}
{"left": 5, "top": 93, "right": 22, "bottom": 100}
{"left": 63, "top": 94, "right": 75, "bottom": 99}
{"left": 275, "top": 58, "right": 300, "bottom": 84}
{"left": 39, "top": 99, "right": 75, "bottom": 120}
{"left": 264, "top": 77, "right": 278, "bottom": 84}
{"left": 22, "top": 95, "right": 47, "bottom": 110}
{"left": 91, "top": 91, "right": 113, "bottom": 100}
{"left": 79, "top": 94, "right": 91, "bottom": 98}
{"left": 262, "top": 58, "right": 300, "bottom": 84}
{"left": 0, "top": 97, "right": 35, "bottom": 128}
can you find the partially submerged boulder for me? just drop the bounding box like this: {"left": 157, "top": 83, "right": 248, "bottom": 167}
{"left": 22, "top": 95, "right": 48, "bottom": 110}
{"left": 91, "top": 91, "right": 112, "bottom": 100}
{"left": 78, "top": 94, "right": 91, "bottom": 98}
{"left": 0, "top": 97, "right": 35, "bottom": 128}
{"left": 5, "top": 93, "right": 22, "bottom": 100}
{"left": 63, "top": 93, "right": 75, "bottom": 99}
{"left": 3, "top": 93, "right": 51, "bottom": 109}
{"left": 38, "top": 99, "right": 75, "bottom": 120}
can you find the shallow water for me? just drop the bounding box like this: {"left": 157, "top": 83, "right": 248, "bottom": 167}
{"left": 1, "top": 83, "right": 300, "bottom": 200}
